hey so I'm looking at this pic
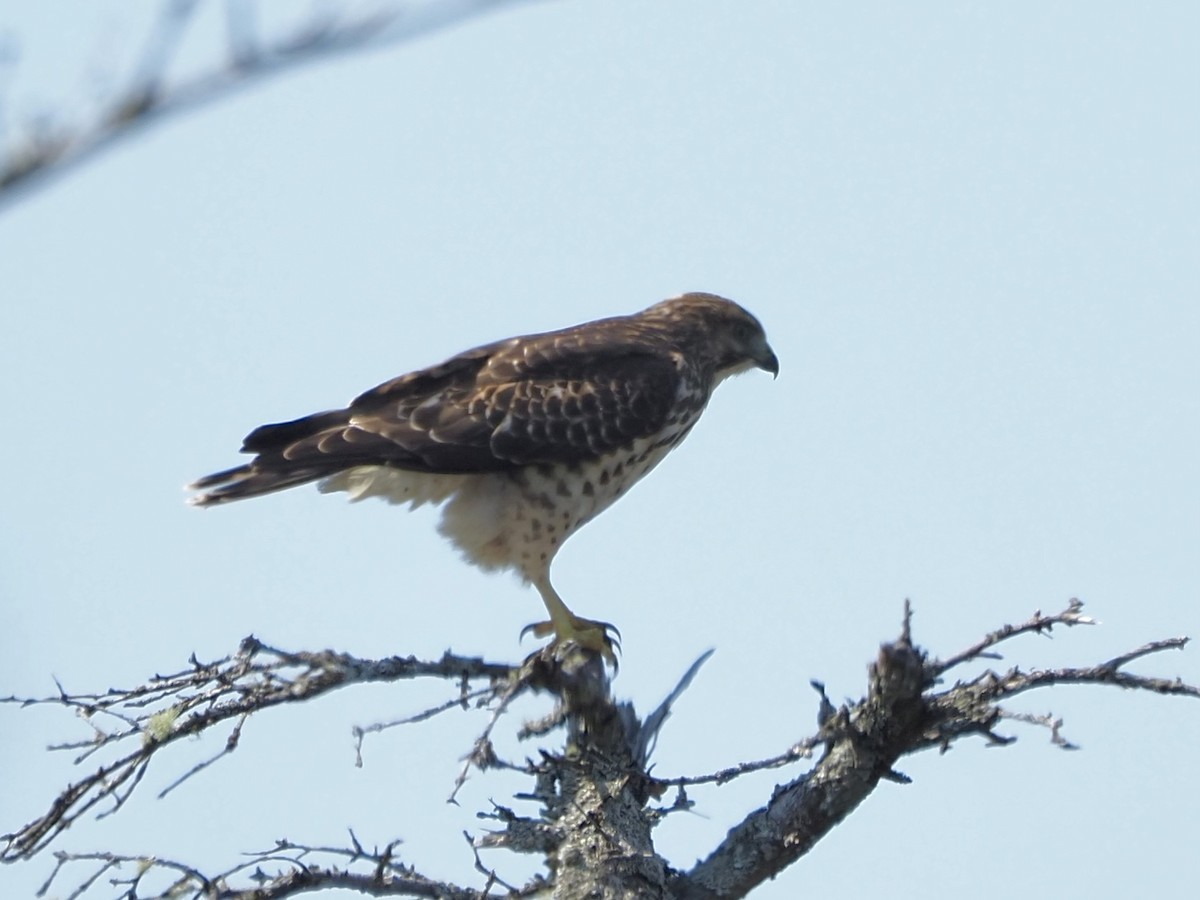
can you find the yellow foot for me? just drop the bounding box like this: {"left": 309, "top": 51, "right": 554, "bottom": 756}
{"left": 520, "top": 615, "right": 621, "bottom": 668}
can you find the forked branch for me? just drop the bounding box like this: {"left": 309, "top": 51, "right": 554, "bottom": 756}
{"left": 3, "top": 600, "right": 1196, "bottom": 900}
{"left": 1, "top": 638, "right": 515, "bottom": 863}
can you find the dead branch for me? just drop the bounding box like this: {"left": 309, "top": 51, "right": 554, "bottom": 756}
{"left": 930, "top": 596, "right": 1096, "bottom": 676}
{"left": 36, "top": 841, "right": 501, "bottom": 900}
{"left": 672, "top": 600, "right": 1196, "bottom": 899}
{"left": 1, "top": 637, "right": 516, "bottom": 863}
{"left": 4, "top": 600, "right": 1196, "bottom": 899}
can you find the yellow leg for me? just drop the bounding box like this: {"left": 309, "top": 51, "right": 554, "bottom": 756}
{"left": 522, "top": 575, "right": 620, "bottom": 666}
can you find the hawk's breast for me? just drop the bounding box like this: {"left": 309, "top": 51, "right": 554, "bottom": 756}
{"left": 437, "top": 384, "right": 708, "bottom": 582}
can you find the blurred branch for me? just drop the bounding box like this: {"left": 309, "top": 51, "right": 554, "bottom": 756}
{"left": 0, "top": 0, "right": 546, "bottom": 212}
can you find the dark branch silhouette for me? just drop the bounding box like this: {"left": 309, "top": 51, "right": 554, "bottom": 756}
{"left": 0, "top": 0, "right": 544, "bottom": 211}
{"left": 3, "top": 599, "right": 1195, "bottom": 898}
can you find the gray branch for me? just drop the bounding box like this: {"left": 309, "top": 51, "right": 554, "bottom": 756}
{"left": 1, "top": 637, "right": 516, "bottom": 864}
{"left": 3, "top": 600, "right": 1196, "bottom": 899}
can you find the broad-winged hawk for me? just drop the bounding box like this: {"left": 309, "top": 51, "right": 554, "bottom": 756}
{"left": 190, "top": 292, "right": 778, "bottom": 661}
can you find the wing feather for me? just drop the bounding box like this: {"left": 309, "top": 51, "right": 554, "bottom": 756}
{"left": 189, "top": 320, "right": 682, "bottom": 505}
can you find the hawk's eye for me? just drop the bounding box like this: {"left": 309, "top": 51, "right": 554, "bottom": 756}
{"left": 732, "top": 321, "right": 754, "bottom": 342}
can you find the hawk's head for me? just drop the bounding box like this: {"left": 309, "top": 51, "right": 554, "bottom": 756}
{"left": 645, "top": 292, "right": 779, "bottom": 381}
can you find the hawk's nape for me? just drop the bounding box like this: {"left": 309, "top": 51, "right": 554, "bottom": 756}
{"left": 189, "top": 292, "right": 778, "bottom": 664}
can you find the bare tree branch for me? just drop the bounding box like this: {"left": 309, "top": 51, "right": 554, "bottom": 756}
{"left": 4, "top": 600, "right": 1196, "bottom": 899}
{"left": 0, "top": 0, "right": 547, "bottom": 211}
{"left": 671, "top": 600, "right": 1195, "bottom": 899}
{"left": 931, "top": 596, "right": 1096, "bottom": 676}
{"left": 1, "top": 637, "right": 516, "bottom": 863}
{"left": 36, "top": 842, "right": 501, "bottom": 900}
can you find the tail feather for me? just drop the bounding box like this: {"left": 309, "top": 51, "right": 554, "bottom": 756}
{"left": 189, "top": 408, "right": 355, "bottom": 507}
{"left": 241, "top": 410, "right": 349, "bottom": 453}
{"left": 187, "top": 463, "right": 339, "bottom": 507}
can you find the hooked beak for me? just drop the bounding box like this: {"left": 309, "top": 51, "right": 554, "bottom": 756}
{"left": 757, "top": 345, "right": 780, "bottom": 379}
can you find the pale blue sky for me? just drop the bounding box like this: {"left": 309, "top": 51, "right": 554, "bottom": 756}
{"left": 2, "top": 2, "right": 1197, "bottom": 898}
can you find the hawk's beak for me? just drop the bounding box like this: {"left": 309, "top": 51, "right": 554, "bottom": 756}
{"left": 757, "top": 346, "right": 780, "bottom": 379}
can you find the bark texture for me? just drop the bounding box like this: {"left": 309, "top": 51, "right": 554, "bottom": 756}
{"left": 4, "top": 602, "right": 1196, "bottom": 899}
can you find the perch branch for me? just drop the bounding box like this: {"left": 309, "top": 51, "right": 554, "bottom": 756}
{"left": 6, "top": 600, "right": 1196, "bottom": 900}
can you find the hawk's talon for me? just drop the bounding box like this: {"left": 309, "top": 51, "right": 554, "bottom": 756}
{"left": 520, "top": 619, "right": 620, "bottom": 641}
{"left": 520, "top": 615, "right": 621, "bottom": 668}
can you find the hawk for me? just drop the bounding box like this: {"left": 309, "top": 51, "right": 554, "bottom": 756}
{"left": 189, "top": 292, "right": 778, "bottom": 661}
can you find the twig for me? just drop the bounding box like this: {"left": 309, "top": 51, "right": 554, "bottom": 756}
{"left": 36, "top": 842, "right": 495, "bottom": 900}
{"left": 354, "top": 685, "right": 499, "bottom": 768}
{"left": 999, "top": 710, "right": 1079, "bottom": 749}
{"left": 933, "top": 598, "right": 1095, "bottom": 676}
{"left": 657, "top": 736, "right": 820, "bottom": 789}
{"left": 1, "top": 641, "right": 514, "bottom": 863}
{"left": 449, "top": 659, "right": 540, "bottom": 803}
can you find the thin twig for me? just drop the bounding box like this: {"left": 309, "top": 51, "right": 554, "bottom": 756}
{"left": 2, "top": 642, "right": 514, "bottom": 863}
{"left": 354, "top": 685, "right": 498, "bottom": 768}
{"left": 933, "top": 598, "right": 1095, "bottom": 676}
{"left": 657, "top": 736, "right": 821, "bottom": 789}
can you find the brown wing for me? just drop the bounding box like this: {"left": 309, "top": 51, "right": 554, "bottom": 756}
{"left": 189, "top": 322, "right": 681, "bottom": 506}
